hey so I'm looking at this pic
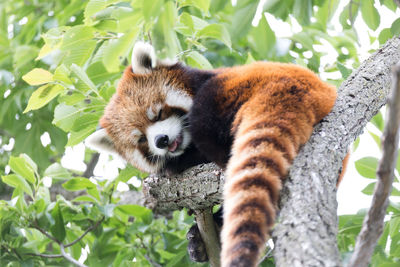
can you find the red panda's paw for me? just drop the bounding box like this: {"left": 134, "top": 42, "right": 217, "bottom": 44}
{"left": 187, "top": 224, "right": 209, "bottom": 262}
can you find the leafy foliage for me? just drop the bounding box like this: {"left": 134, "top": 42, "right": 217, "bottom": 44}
{"left": 0, "top": 0, "right": 399, "bottom": 266}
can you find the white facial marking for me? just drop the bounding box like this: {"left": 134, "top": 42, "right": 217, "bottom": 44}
{"left": 146, "top": 116, "right": 190, "bottom": 157}
{"left": 146, "top": 103, "right": 162, "bottom": 121}
{"left": 158, "top": 58, "right": 178, "bottom": 66}
{"left": 126, "top": 149, "right": 159, "bottom": 173}
{"left": 131, "top": 41, "right": 156, "bottom": 74}
{"left": 146, "top": 107, "right": 156, "bottom": 121}
{"left": 131, "top": 129, "right": 142, "bottom": 142}
{"left": 166, "top": 90, "right": 193, "bottom": 111}
{"left": 85, "top": 129, "right": 116, "bottom": 154}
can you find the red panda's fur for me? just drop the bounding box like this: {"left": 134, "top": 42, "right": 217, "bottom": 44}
{"left": 87, "top": 43, "right": 337, "bottom": 267}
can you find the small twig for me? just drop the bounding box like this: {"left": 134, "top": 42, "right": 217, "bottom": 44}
{"left": 349, "top": 0, "right": 354, "bottom": 27}
{"left": 82, "top": 153, "right": 100, "bottom": 178}
{"left": 64, "top": 217, "right": 104, "bottom": 248}
{"left": 195, "top": 209, "right": 221, "bottom": 267}
{"left": 348, "top": 61, "right": 400, "bottom": 266}
{"left": 30, "top": 217, "right": 104, "bottom": 266}
{"left": 60, "top": 244, "right": 88, "bottom": 267}
{"left": 26, "top": 253, "right": 63, "bottom": 258}
{"left": 258, "top": 247, "right": 274, "bottom": 265}
{"left": 32, "top": 223, "right": 60, "bottom": 244}
{"left": 394, "top": 0, "right": 400, "bottom": 9}
{"left": 143, "top": 254, "right": 163, "bottom": 267}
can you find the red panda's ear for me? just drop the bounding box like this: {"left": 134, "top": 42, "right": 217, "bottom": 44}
{"left": 131, "top": 41, "right": 156, "bottom": 74}
{"left": 85, "top": 129, "right": 116, "bottom": 154}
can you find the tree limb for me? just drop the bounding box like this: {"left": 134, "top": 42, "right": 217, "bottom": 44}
{"left": 347, "top": 61, "right": 400, "bottom": 266}
{"left": 195, "top": 208, "right": 221, "bottom": 267}
{"left": 142, "top": 37, "right": 400, "bottom": 265}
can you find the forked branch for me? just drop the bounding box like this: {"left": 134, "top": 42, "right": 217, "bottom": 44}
{"left": 348, "top": 61, "right": 400, "bottom": 266}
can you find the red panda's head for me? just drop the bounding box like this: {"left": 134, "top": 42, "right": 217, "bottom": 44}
{"left": 86, "top": 42, "right": 193, "bottom": 173}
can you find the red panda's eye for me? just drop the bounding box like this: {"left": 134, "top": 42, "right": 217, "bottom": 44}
{"left": 138, "top": 135, "right": 147, "bottom": 143}
{"left": 156, "top": 109, "right": 162, "bottom": 121}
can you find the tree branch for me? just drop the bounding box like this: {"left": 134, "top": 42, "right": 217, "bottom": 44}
{"left": 30, "top": 217, "right": 104, "bottom": 267}
{"left": 26, "top": 253, "right": 63, "bottom": 258}
{"left": 60, "top": 244, "right": 88, "bottom": 267}
{"left": 82, "top": 153, "right": 100, "bottom": 178}
{"left": 348, "top": 61, "right": 400, "bottom": 266}
{"left": 195, "top": 209, "right": 221, "bottom": 267}
{"left": 64, "top": 217, "right": 104, "bottom": 248}
{"left": 142, "top": 37, "right": 400, "bottom": 265}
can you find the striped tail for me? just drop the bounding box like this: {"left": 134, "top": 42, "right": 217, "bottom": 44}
{"left": 220, "top": 112, "right": 314, "bottom": 267}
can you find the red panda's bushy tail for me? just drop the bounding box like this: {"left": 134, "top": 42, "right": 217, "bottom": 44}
{"left": 221, "top": 107, "right": 315, "bottom": 267}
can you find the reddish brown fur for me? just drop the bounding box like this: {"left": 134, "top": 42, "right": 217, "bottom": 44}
{"left": 99, "top": 59, "right": 339, "bottom": 266}
{"left": 215, "top": 62, "right": 336, "bottom": 266}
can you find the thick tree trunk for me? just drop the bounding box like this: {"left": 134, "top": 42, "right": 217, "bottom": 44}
{"left": 142, "top": 37, "right": 400, "bottom": 266}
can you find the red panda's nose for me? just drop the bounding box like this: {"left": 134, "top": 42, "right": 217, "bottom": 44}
{"left": 155, "top": 135, "right": 169, "bottom": 149}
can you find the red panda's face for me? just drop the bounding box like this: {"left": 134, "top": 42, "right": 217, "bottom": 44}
{"left": 86, "top": 42, "right": 193, "bottom": 173}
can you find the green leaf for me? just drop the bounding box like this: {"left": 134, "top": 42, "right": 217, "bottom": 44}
{"left": 102, "top": 29, "right": 138, "bottom": 72}
{"left": 53, "top": 104, "right": 81, "bottom": 132}
{"left": 117, "top": 205, "right": 151, "bottom": 218}
{"left": 22, "top": 68, "right": 53, "bottom": 86}
{"left": 61, "top": 26, "right": 95, "bottom": 51}
{"left": 159, "top": 1, "right": 180, "bottom": 58}
{"left": 61, "top": 26, "right": 97, "bottom": 66}
{"left": 180, "top": 0, "right": 211, "bottom": 14}
{"left": 9, "top": 156, "right": 36, "bottom": 184}
{"left": 381, "top": 0, "right": 397, "bottom": 11}
{"left": 371, "top": 111, "right": 384, "bottom": 131}
{"left": 197, "top": 24, "right": 231, "bottom": 49}
{"left": 339, "top": 0, "right": 360, "bottom": 29}
{"left": 355, "top": 157, "right": 378, "bottom": 178}
{"left": 142, "top": 0, "right": 163, "bottom": 21}
{"left": 84, "top": 0, "right": 119, "bottom": 23}
{"left": 360, "top": 0, "right": 380, "bottom": 31}
{"left": 44, "top": 163, "right": 71, "bottom": 180}
{"left": 352, "top": 137, "right": 360, "bottom": 152}
{"left": 20, "top": 154, "right": 38, "bottom": 173}
{"left": 186, "top": 51, "right": 212, "bottom": 69}
{"left": 63, "top": 177, "right": 96, "bottom": 191}
{"left": 337, "top": 63, "right": 352, "bottom": 79}
{"left": 23, "top": 84, "right": 64, "bottom": 113}
{"left": 72, "top": 114, "right": 100, "bottom": 132}
{"left": 70, "top": 64, "right": 97, "bottom": 93}
{"left": 229, "top": 0, "right": 258, "bottom": 40}
{"left": 249, "top": 15, "right": 276, "bottom": 58}
{"left": 50, "top": 202, "right": 66, "bottom": 242}
{"left": 391, "top": 18, "right": 400, "bottom": 36}
{"left": 72, "top": 195, "right": 98, "bottom": 203}
{"left": 245, "top": 52, "right": 256, "bottom": 64}
{"left": 54, "top": 64, "right": 72, "bottom": 86}
{"left": 99, "top": 204, "right": 115, "bottom": 218}
{"left": 291, "top": 32, "right": 314, "bottom": 50}
{"left": 293, "top": 0, "right": 312, "bottom": 25}
{"left": 368, "top": 130, "right": 381, "bottom": 147}
{"left": 391, "top": 186, "right": 400, "bottom": 196}
{"left": 390, "top": 217, "right": 400, "bottom": 237}
{"left": 87, "top": 187, "right": 100, "bottom": 201}
{"left": 315, "top": 0, "right": 340, "bottom": 28}
{"left": 378, "top": 28, "right": 393, "bottom": 45}
{"left": 67, "top": 125, "right": 98, "bottom": 146}
{"left": 2, "top": 174, "right": 33, "bottom": 198}
{"left": 361, "top": 182, "right": 376, "bottom": 195}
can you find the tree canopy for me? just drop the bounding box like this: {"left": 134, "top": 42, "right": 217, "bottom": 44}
{"left": 1, "top": 0, "right": 400, "bottom": 266}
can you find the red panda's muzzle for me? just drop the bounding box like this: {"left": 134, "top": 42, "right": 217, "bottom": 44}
{"left": 168, "top": 134, "right": 183, "bottom": 152}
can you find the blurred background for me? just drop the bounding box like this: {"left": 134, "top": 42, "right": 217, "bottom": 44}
{"left": 0, "top": 0, "right": 400, "bottom": 266}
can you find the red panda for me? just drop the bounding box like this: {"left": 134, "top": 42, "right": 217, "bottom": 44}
{"left": 86, "top": 42, "right": 337, "bottom": 267}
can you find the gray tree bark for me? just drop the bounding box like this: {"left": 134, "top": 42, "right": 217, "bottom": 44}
{"left": 142, "top": 36, "right": 400, "bottom": 266}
